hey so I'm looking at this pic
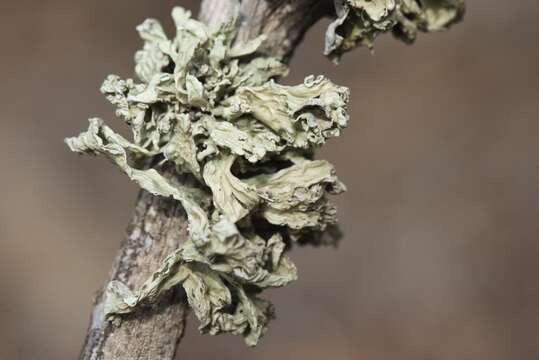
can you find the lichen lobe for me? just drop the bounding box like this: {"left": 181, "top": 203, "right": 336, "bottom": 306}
{"left": 66, "top": 7, "right": 348, "bottom": 346}
{"left": 325, "top": 0, "right": 465, "bottom": 62}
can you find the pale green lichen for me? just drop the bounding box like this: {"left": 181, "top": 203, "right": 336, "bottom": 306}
{"left": 66, "top": 8, "right": 348, "bottom": 346}
{"left": 325, "top": 0, "right": 465, "bottom": 62}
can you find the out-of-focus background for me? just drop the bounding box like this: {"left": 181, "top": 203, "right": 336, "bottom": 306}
{"left": 1, "top": 1, "right": 538, "bottom": 359}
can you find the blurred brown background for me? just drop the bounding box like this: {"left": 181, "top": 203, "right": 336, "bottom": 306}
{"left": 1, "top": 1, "right": 538, "bottom": 359}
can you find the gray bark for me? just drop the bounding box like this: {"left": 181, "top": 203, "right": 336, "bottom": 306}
{"left": 79, "top": 1, "right": 332, "bottom": 359}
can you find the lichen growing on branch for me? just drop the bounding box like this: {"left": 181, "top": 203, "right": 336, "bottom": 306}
{"left": 325, "top": 0, "right": 465, "bottom": 62}
{"left": 66, "top": 7, "right": 348, "bottom": 346}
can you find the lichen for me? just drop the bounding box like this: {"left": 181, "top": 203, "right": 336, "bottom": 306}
{"left": 66, "top": 8, "right": 348, "bottom": 346}
{"left": 325, "top": 0, "right": 465, "bottom": 62}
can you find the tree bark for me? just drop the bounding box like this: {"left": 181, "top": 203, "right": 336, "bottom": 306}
{"left": 79, "top": 1, "right": 332, "bottom": 359}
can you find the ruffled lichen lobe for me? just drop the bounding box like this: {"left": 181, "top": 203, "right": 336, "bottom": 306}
{"left": 325, "top": 0, "right": 465, "bottom": 62}
{"left": 66, "top": 7, "right": 348, "bottom": 346}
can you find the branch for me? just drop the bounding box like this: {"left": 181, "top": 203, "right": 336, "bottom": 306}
{"left": 79, "top": 1, "right": 332, "bottom": 359}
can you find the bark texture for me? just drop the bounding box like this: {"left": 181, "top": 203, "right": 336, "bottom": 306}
{"left": 79, "top": 191, "right": 189, "bottom": 360}
{"left": 79, "top": 1, "right": 332, "bottom": 359}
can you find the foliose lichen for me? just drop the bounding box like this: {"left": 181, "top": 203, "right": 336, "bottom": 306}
{"left": 66, "top": 8, "right": 348, "bottom": 346}
{"left": 325, "top": 0, "right": 465, "bottom": 62}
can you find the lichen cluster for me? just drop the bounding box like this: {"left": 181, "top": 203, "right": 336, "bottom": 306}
{"left": 66, "top": 8, "right": 348, "bottom": 345}
{"left": 325, "top": 0, "right": 465, "bottom": 62}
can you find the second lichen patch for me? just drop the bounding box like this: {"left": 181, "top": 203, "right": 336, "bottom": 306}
{"left": 325, "top": 0, "right": 465, "bottom": 62}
